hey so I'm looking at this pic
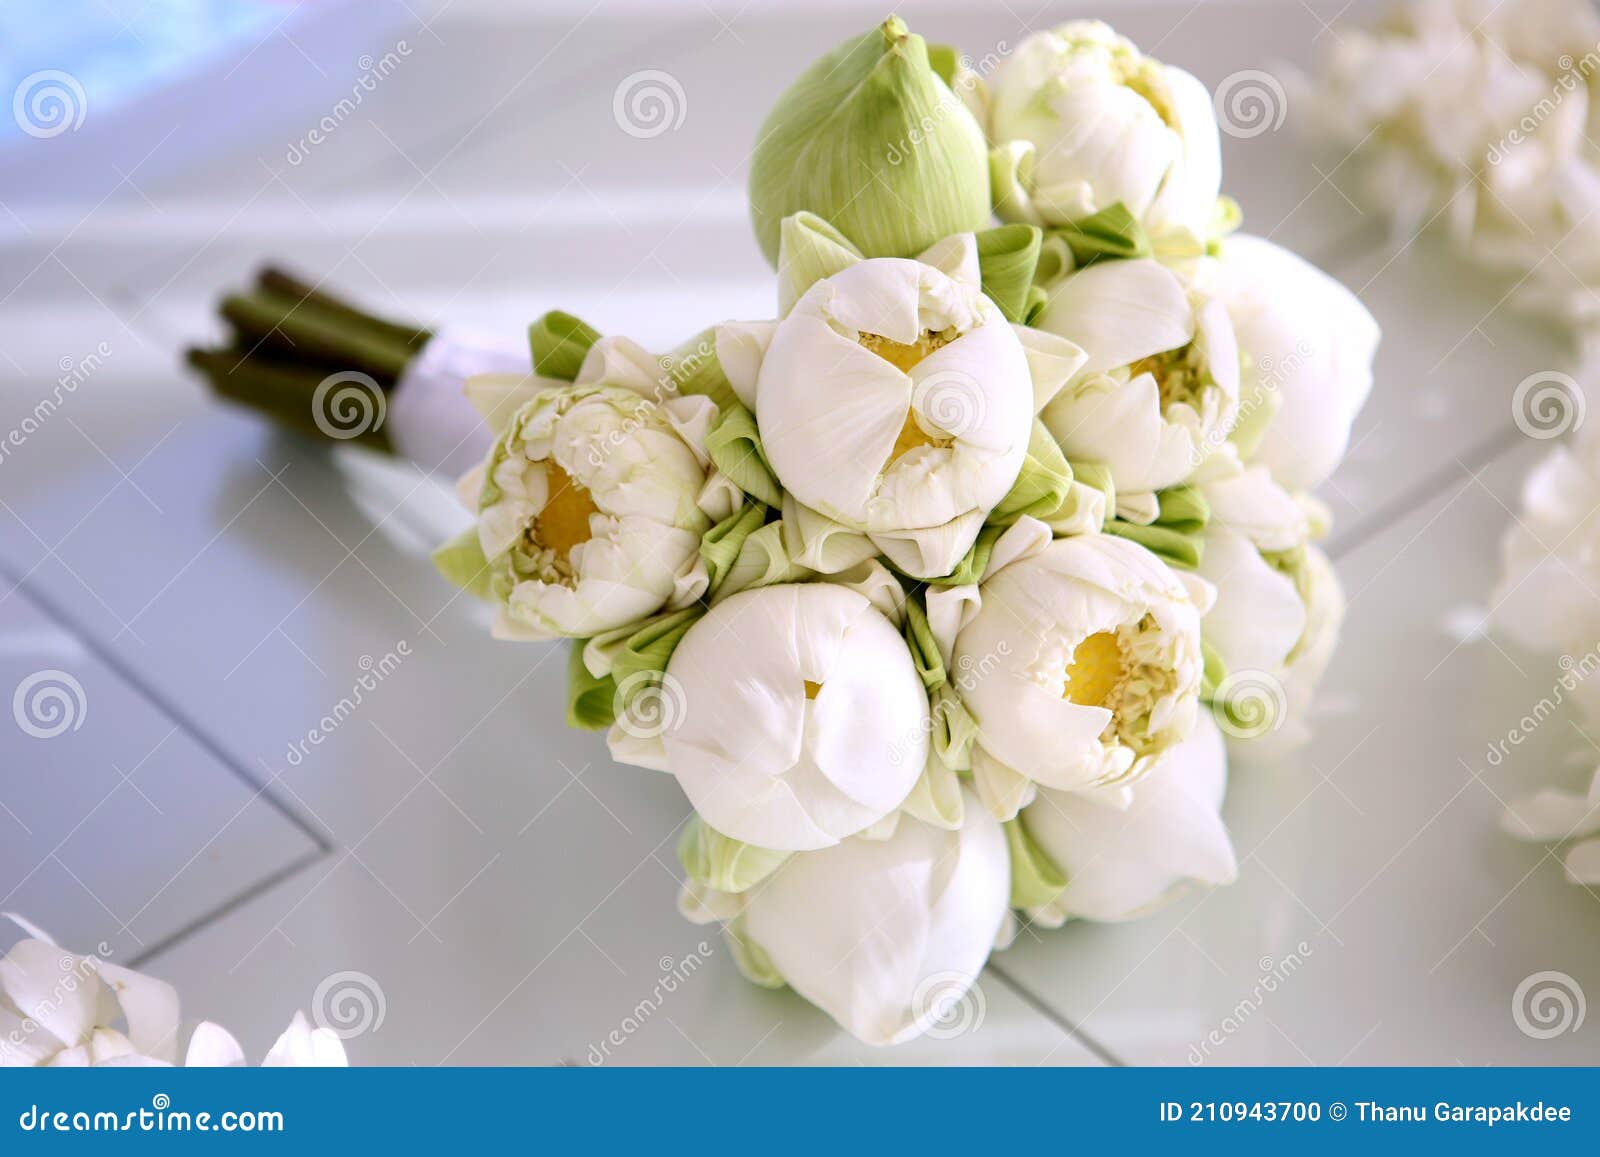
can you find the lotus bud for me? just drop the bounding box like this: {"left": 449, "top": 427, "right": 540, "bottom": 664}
{"left": 748, "top": 16, "right": 991, "bottom": 265}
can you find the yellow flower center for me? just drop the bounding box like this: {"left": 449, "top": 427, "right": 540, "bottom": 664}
{"left": 859, "top": 330, "right": 957, "bottom": 463}
{"left": 1062, "top": 631, "right": 1127, "bottom": 708}
{"left": 1128, "top": 345, "right": 1205, "bottom": 411}
{"left": 533, "top": 462, "right": 599, "bottom": 566}
{"left": 803, "top": 680, "right": 823, "bottom": 700}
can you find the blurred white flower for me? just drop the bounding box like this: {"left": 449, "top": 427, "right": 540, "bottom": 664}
{"left": 1212, "top": 234, "right": 1379, "bottom": 491}
{"left": 1502, "top": 764, "right": 1600, "bottom": 884}
{"left": 610, "top": 582, "right": 928, "bottom": 851}
{"left": 979, "top": 20, "right": 1221, "bottom": 245}
{"left": 1021, "top": 712, "right": 1237, "bottom": 923}
{"left": 1038, "top": 257, "right": 1240, "bottom": 515}
{"left": 682, "top": 786, "right": 1009, "bottom": 1045}
{"left": 1491, "top": 418, "right": 1600, "bottom": 667}
{"left": 941, "top": 522, "right": 1209, "bottom": 817}
{"left": 728, "top": 245, "right": 1081, "bottom": 578}
{"left": 457, "top": 337, "right": 736, "bottom": 640}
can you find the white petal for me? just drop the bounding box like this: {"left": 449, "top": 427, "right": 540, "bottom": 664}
{"left": 1025, "top": 712, "right": 1236, "bottom": 921}
{"left": 740, "top": 789, "right": 1008, "bottom": 1045}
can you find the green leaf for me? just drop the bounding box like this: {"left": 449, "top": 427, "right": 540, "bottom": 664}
{"left": 528, "top": 310, "right": 601, "bottom": 382}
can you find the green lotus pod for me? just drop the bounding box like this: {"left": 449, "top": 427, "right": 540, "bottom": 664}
{"left": 748, "top": 16, "right": 990, "bottom": 265}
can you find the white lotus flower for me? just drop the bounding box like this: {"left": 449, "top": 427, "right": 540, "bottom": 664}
{"left": 1502, "top": 764, "right": 1600, "bottom": 885}
{"left": 726, "top": 241, "right": 1084, "bottom": 579}
{"left": 1020, "top": 712, "right": 1237, "bottom": 923}
{"left": 457, "top": 337, "right": 736, "bottom": 640}
{"left": 610, "top": 582, "right": 928, "bottom": 851}
{"left": 980, "top": 21, "right": 1221, "bottom": 244}
{"left": 941, "top": 521, "right": 1209, "bottom": 816}
{"left": 1196, "top": 465, "right": 1345, "bottom": 752}
{"left": 0, "top": 917, "right": 177, "bottom": 1066}
{"left": 682, "top": 786, "right": 1009, "bottom": 1045}
{"left": 1492, "top": 420, "right": 1600, "bottom": 666}
{"left": 1037, "top": 257, "right": 1240, "bottom": 519}
{"left": 1213, "top": 234, "right": 1379, "bottom": 491}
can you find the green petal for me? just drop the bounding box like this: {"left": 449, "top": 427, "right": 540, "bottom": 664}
{"left": 991, "top": 419, "right": 1074, "bottom": 526}
{"left": 1006, "top": 816, "right": 1068, "bottom": 910}
{"left": 1053, "top": 202, "right": 1153, "bottom": 267}
{"left": 566, "top": 641, "right": 619, "bottom": 731}
{"left": 678, "top": 817, "right": 790, "bottom": 895}
{"left": 777, "top": 212, "right": 863, "bottom": 315}
{"left": 706, "top": 403, "right": 784, "bottom": 507}
{"left": 700, "top": 502, "right": 770, "bottom": 596}
{"left": 528, "top": 310, "right": 601, "bottom": 382}
{"left": 903, "top": 598, "right": 944, "bottom": 691}
{"left": 658, "top": 327, "right": 739, "bottom": 413}
{"left": 974, "top": 223, "right": 1043, "bottom": 323}
{"left": 431, "top": 527, "right": 494, "bottom": 598}
{"left": 725, "top": 920, "right": 786, "bottom": 989}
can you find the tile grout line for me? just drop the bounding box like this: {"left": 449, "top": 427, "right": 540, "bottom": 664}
{"left": 1327, "top": 420, "right": 1528, "bottom": 561}
{"left": 126, "top": 846, "right": 331, "bottom": 971}
{"left": 986, "top": 962, "right": 1127, "bottom": 1066}
{"left": 0, "top": 557, "right": 332, "bottom": 855}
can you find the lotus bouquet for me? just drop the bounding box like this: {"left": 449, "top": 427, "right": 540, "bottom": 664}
{"left": 187, "top": 17, "right": 1378, "bottom": 1045}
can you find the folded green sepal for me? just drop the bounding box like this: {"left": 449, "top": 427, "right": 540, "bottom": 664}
{"left": 1005, "top": 816, "right": 1068, "bottom": 910}
{"left": 725, "top": 921, "right": 786, "bottom": 989}
{"left": 1200, "top": 637, "right": 1228, "bottom": 702}
{"left": 1105, "top": 486, "right": 1210, "bottom": 569}
{"left": 566, "top": 641, "right": 619, "bottom": 731}
{"left": 974, "top": 224, "right": 1043, "bottom": 324}
{"left": 1052, "top": 202, "right": 1152, "bottom": 268}
{"left": 431, "top": 527, "right": 494, "bottom": 598}
{"left": 678, "top": 817, "right": 791, "bottom": 895}
{"left": 528, "top": 310, "right": 601, "bottom": 382}
{"left": 700, "top": 503, "right": 770, "bottom": 595}
{"left": 902, "top": 598, "right": 945, "bottom": 691}
{"left": 705, "top": 403, "right": 784, "bottom": 508}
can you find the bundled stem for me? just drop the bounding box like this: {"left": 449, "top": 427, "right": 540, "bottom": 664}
{"left": 185, "top": 268, "right": 434, "bottom": 451}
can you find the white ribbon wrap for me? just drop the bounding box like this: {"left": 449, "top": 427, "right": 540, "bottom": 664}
{"left": 389, "top": 330, "right": 532, "bottom": 476}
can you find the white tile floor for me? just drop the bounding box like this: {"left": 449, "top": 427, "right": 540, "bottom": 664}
{"left": 3, "top": 0, "right": 1597, "bottom": 1065}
